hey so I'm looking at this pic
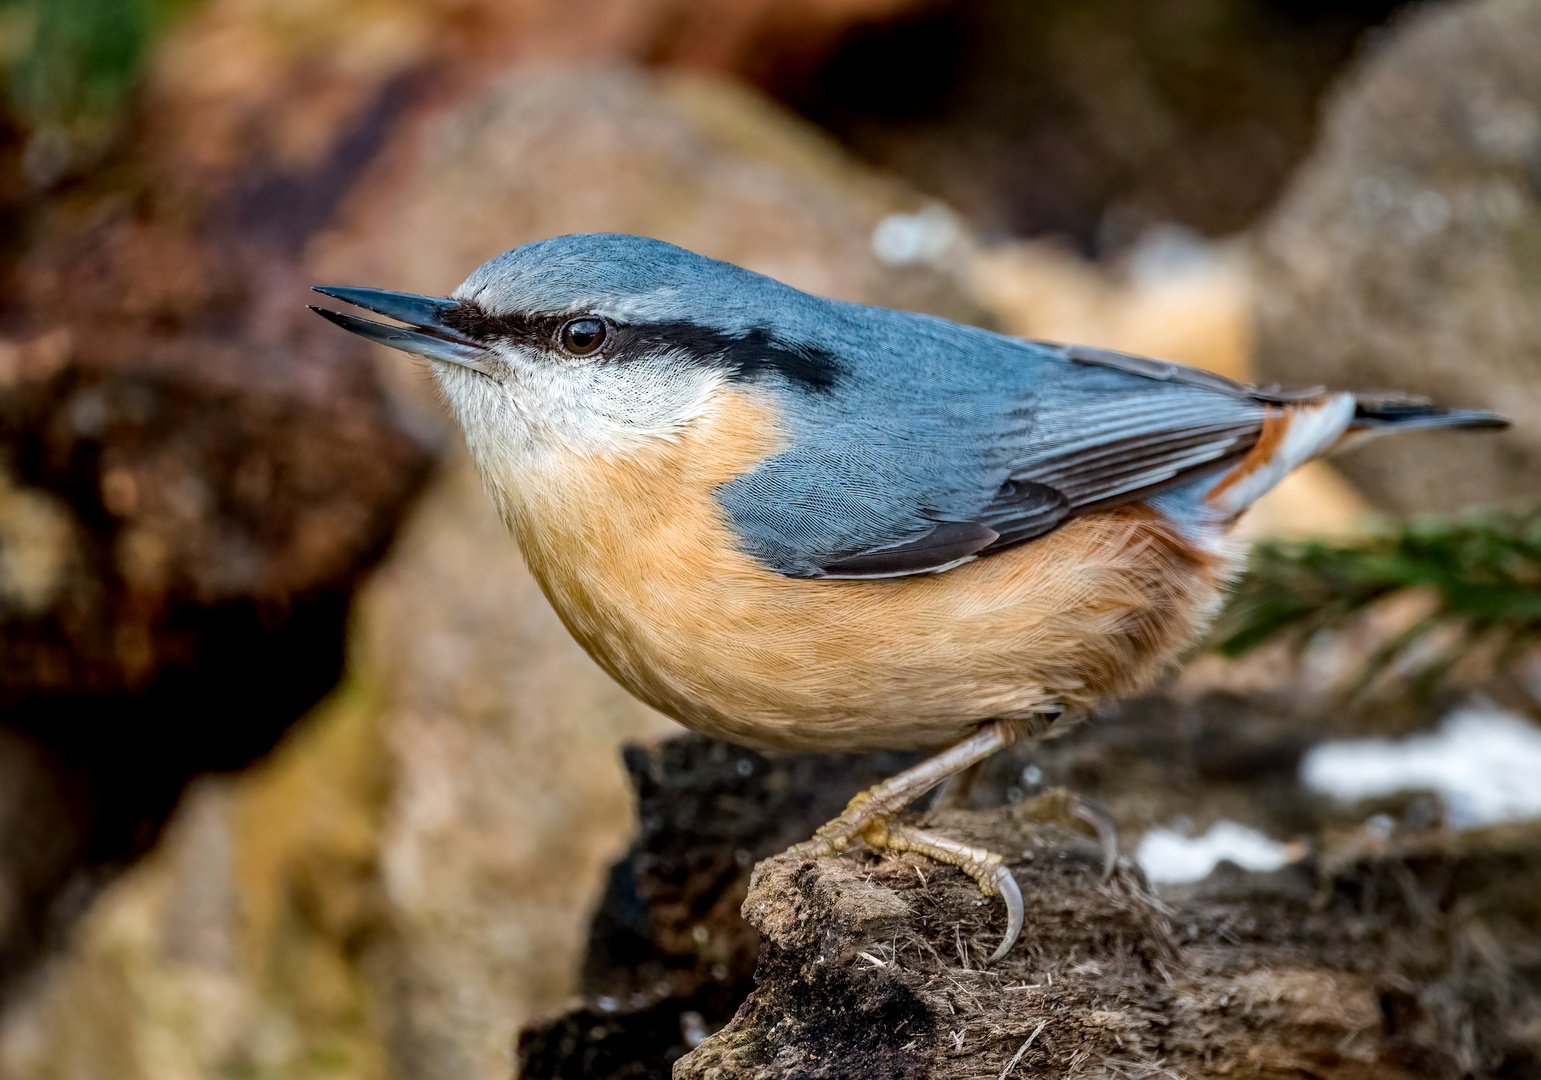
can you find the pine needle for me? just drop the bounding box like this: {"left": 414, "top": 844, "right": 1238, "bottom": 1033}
{"left": 1211, "top": 507, "right": 1541, "bottom": 689}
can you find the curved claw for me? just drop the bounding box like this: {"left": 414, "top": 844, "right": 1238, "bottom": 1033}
{"left": 1070, "top": 796, "right": 1119, "bottom": 882}
{"left": 986, "top": 865, "right": 1024, "bottom": 963}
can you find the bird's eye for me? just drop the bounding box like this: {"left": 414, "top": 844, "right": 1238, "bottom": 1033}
{"left": 559, "top": 316, "right": 608, "bottom": 356}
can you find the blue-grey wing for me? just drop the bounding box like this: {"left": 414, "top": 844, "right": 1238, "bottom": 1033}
{"left": 719, "top": 341, "right": 1290, "bottom": 579}
{"left": 975, "top": 346, "right": 1276, "bottom": 546}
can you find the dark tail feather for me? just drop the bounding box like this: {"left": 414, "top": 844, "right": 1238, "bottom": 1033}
{"left": 1351, "top": 393, "right": 1510, "bottom": 431}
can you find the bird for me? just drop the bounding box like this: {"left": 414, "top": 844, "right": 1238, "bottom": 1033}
{"left": 310, "top": 233, "right": 1508, "bottom": 961}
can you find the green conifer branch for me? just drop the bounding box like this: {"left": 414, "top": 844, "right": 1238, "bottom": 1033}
{"left": 1212, "top": 509, "right": 1541, "bottom": 684}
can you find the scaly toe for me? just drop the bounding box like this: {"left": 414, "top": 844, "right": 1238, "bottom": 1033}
{"left": 789, "top": 834, "right": 846, "bottom": 860}
{"left": 879, "top": 822, "right": 1023, "bottom": 963}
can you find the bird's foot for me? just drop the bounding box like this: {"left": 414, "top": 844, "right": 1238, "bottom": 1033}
{"left": 791, "top": 782, "right": 907, "bottom": 859}
{"left": 792, "top": 723, "right": 1012, "bottom": 862}
{"left": 870, "top": 819, "right": 1023, "bottom": 963}
{"left": 788, "top": 723, "right": 1025, "bottom": 961}
{"left": 790, "top": 809, "right": 1024, "bottom": 963}
{"left": 1014, "top": 787, "right": 1119, "bottom": 881}
{"left": 791, "top": 795, "right": 1025, "bottom": 962}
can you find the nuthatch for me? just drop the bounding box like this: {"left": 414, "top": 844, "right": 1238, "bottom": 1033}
{"left": 311, "top": 234, "right": 1507, "bottom": 960}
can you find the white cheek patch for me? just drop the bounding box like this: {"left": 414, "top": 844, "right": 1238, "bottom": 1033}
{"left": 434, "top": 347, "right": 726, "bottom": 475}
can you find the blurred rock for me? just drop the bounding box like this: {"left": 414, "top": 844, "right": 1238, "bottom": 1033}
{"left": 0, "top": 67, "right": 431, "bottom": 1007}
{"left": 135, "top": 0, "right": 932, "bottom": 212}
{"left": 1255, "top": 0, "right": 1541, "bottom": 515}
{"left": 0, "top": 441, "right": 668, "bottom": 1080}
{"left": 0, "top": 728, "right": 89, "bottom": 996}
{"left": 789, "top": 0, "right": 1401, "bottom": 250}
{"left": 0, "top": 357, "right": 426, "bottom": 703}
{"left": 349, "top": 449, "right": 676, "bottom": 1080}
{"left": 0, "top": 685, "right": 394, "bottom": 1080}
{"left": 970, "top": 229, "right": 1256, "bottom": 380}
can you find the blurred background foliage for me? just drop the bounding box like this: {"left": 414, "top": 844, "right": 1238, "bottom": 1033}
{"left": 1216, "top": 509, "right": 1541, "bottom": 694}
{"left": 0, "top": 0, "right": 190, "bottom": 185}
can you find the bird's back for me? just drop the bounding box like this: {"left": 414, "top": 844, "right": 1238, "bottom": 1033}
{"left": 711, "top": 291, "right": 1500, "bottom": 583}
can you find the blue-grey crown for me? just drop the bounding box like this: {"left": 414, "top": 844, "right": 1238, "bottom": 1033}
{"left": 445, "top": 234, "right": 848, "bottom": 393}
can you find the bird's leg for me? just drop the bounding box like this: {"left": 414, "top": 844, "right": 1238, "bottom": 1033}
{"left": 790, "top": 723, "right": 1024, "bottom": 960}
{"left": 929, "top": 760, "right": 984, "bottom": 810}
{"left": 795, "top": 723, "right": 1012, "bottom": 858}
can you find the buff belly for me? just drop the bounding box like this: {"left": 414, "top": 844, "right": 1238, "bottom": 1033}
{"left": 486, "top": 391, "right": 1239, "bottom": 753}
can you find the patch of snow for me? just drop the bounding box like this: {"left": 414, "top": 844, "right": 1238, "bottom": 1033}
{"left": 1136, "top": 820, "right": 1296, "bottom": 884}
{"left": 1300, "top": 701, "right": 1541, "bottom": 829}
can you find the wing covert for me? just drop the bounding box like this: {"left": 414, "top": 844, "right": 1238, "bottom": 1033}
{"left": 717, "top": 338, "right": 1283, "bottom": 579}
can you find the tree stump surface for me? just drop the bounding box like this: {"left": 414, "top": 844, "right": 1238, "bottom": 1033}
{"left": 678, "top": 809, "right": 1541, "bottom": 1079}
{"left": 518, "top": 730, "right": 1541, "bottom": 1080}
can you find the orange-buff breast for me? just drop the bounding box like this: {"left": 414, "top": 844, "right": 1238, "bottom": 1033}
{"left": 490, "top": 389, "right": 1238, "bottom": 752}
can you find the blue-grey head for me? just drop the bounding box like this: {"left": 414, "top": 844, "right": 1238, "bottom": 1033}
{"left": 310, "top": 234, "right": 847, "bottom": 470}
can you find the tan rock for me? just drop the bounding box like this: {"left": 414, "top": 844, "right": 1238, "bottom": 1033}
{"left": 354, "top": 448, "right": 676, "bottom": 1079}
{"left": 1254, "top": 0, "right": 1541, "bottom": 514}
{"left": 0, "top": 687, "right": 392, "bottom": 1080}
{"left": 969, "top": 234, "right": 1255, "bottom": 382}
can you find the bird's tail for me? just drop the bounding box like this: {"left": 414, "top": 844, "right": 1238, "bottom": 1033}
{"left": 1346, "top": 394, "right": 1510, "bottom": 435}
{"left": 1203, "top": 391, "right": 1508, "bottom": 520}
{"left": 1330, "top": 393, "right": 1509, "bottom": 457}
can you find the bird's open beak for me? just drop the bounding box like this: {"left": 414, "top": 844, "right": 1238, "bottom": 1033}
{"left": 308, "top": 286, "right": 494, "bottom": 374}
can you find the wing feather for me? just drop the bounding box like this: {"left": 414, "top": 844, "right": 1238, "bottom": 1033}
{"left": 718, "top": 339, "right": 1289, "bottom": 579}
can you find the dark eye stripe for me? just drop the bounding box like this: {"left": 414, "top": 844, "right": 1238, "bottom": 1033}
{"left": 440, "top": 303, "right": 840, "bottom": 390}
{"left": 439, "top": 305, "right": 558, "bottom": 343}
